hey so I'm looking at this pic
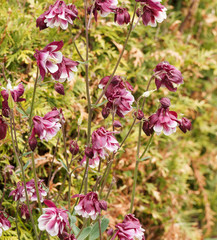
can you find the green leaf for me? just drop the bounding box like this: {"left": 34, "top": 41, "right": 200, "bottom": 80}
{"left": 91, "top": 100, "right": 108, "bottom": 109}
{"left": 58, "top": 158, "right": 68, "bottom": 172}
{"left": 16, "top": 107, "right": 28, "bottom": 118}
{"left": 138, "top": 156, "right": 150, "bottom": 162}
{"left": 22, "top": 151, "right": 32, "bottom": 157}
{"left": 72, "top": 224, "right": 80, "bottom": 236}
{"left": 77, "top": 226, "right": 92, "bottom": 240}
{"left": 89, "top": 218, "right": 109, "bottom": 240}
{"left": 16, "top": 160, "right": 30, "bottom": 173}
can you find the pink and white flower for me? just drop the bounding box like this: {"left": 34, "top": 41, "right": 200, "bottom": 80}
{"left": 154, "top": 61, "right": 183, "bottom": 92}
{"left": 90, "top": 0, "right": 118, "bottom": 21}
{"left": 20, "top": 204, "right": 30, "bottom": 219}
{"left": 92, "top": 127, "right": 119, "bottom": 159}
{"left": 99, "top": 75, "right": 134, "bottom": 118}
{"left": 136, "top": 0, "right": 167, "bottom": 27}
{"left": 1, "top": 80, "right": 25, "bottom": 102}
{"left": 36, "top": 0, "right": 78, "bottom": 30}
{"left": 114, "top": 7, "right": 131, "bottom": 25}
{"left": 38, "top": 200, "right": 69, "bottom": 237}
{"left": 0, "top": 212, "right": 11, "bottom": 237}
{"left": 113, "top": 214, "right": 145, "bottom": 240}
{"left": 34, "top": 41, "right": 64, "bottom": 80}
{"left": 80, "top": 155, "right": 100, "bottom": 169}
{"left": 73, "top": 192, "right": 107, "bottom": 220}
{"left": 0, "top": 116, "right": 7, "bottom": 140}
{"left": 51, "top": 57, "right": 79, "bottom": 82}
{"left": 29, "top": 108, "right": 64, "bottom": 143}
{"left": 9, "top": 179, "right": 47, "bottom": 202}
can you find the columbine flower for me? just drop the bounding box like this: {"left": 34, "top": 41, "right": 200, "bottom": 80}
{"left": 69, "top": 140, "right": 79, "bottom": 155}
{"left": 36, "top": 0, "right": 78, "bottom": 30}
{"left": 0, "top": 212, "right": 11, "bottom": 237}
{"left": 20, "top": 204, "right": 30, "bottom": 219}
{"left": 80, "top": 155, "right": 100, "bottom": 169}
{"left": 54, "top": 83, "right": 65, "bottom": 95}
{"left": 136, "top": 0, "right": 167, "bottom": 27}
{"left": 90, "top": 0, "right": 118, "bottom": 21}
{"left": 92, "top": 127, "right": 119, "bottom": 159}
{"left": 73, "top": 192, "right": 107, "bottom": 220}
{"left": 38, "top": 200, "right": 69, "bottom": 237}
{"left": 113, "top": 214, "right": 145, "bottom": 240}
{"left": 9, "top": 179, "right": 47, "bottom": 202}
{"left": 99, "top": 75, "right": 134, "bottom": 118}
{"left": 154, "top": 61, "right": 183, "bottom": 92}
{"left": 114, "top": 7, "right": 130, "bottom": 25}
{"left": 0, "top": 116, "right": 7, "bottom": 140}
{"left": 51, "top": 57, "right": 79, "bottom": 82}
{"left": 1, "top": 80, "right": 25, "bottom": 102}
{"left": 34, "top": 41, "right": 64, "bottom": 80}
{"left": 179, "top": 117, "right": 192, "bottom": 133}
{"left": 29, "top": 109, "right": 63, "bottom": 146}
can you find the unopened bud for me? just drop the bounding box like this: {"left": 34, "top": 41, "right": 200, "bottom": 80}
{"left": 160, "top": 97, "right": 171, "bottom": 108}
{"left": 54, "top": 83, "right": 65, "bottom": 95}
{"left": 102, "top": 107, "right": 110, "bottom": 119}
{"left": 113, "top": 120, "right": 122, "bottom": 128}
{"left": 134, "top": 110, "right": 144, "bottom": 120}
{"left": 29, "top": 136, "right": 37, "bottom": 151}
{"left": 85, "top": 147, "right": 94, "bottom": 159}
{"left": 69, "top": 140, "right": 79, "bottom": 155}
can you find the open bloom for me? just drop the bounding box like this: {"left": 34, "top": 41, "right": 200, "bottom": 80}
{"left": 51, "top": 57, "right": 79, "bottom": 82}
{"left": 154, "top": 61, "right": 183, "bottom": 92}
{"left": 80, "top": 155, "right": 100, "bottom": 169}
{"left": 0, "top": 212, "right": 11, "bottom": 237}
{"left": 1, "top": 80, "right": 25, "bottom": 102}
{"left": 73, "top": 192, "right": 107, "bottom": 220}
{"left": 36, "top": 0, "right": 78, "bottom": 30}
{"left": 113, "top": 214, "right": 145, "bottom": 240}
{"left": 136, "top": 0, "right": 167, "bottom": 27}
{"left": 114, "top": 7, "right": 130, "bottom": 25}
{"left": 29, "top": 108, "right": 64, "bottom": 144}
{"left": 90, "top": 0, "right": 118, "bottom": 21}
{"left": 9, "top": 179, "right": 47, "bottom": 203}
{"left": 92, "top": 127, "right": 119, "bottom": 159}
{"left": 0, "top": 116, "right": 7, "bottom": 140}
{"left": 38, "top": 200, "right": 69, "bottom": 237}
{"left": 99, "top": 75, "right": 134, "bottom": 118}
{"left": 34, "top": 41, "right": 64, "bottom": 80}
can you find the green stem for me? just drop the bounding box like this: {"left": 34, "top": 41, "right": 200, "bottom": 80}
{"left": 140, "top": 133, "right": 154, "bottom": 160}
{"left": 16, "top": 202, "right": 21, "bottom": 240}
{"left": 119, "top": 118, "right": 136, "bottom": 149}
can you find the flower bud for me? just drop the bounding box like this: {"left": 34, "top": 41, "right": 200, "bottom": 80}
{"left": 113, "top": 120, "right": 122, "bottom": 128}
{"left": 160, "top": 97, "right": 171, "bottom": 108}
{"left": 134, "top": 110, "right": 144, "bottom": 120}
{"left": 28, "top": 135, "right": 37, "bottom": 151}
{"left": 107, "top": 228, "right": 114, "bottom": 236}
{"left": 69, "top": 140, "right": 79, "bottom": 155}
{"left": 0, "top": 116, "right": 8, "bottom": 140}
{"left": 99, "top": 200, "right": 107, "bottom": 211}
{"left": 54, "top": 83, "right": 65, "bottom": 95}
{"left": 2, "top": 100, "right": 10, "bottom": 117}
{"left": 85, "top": 147, "right": 94, "bottom": 159}
{"left": 102, "top": 107, "right": 110, "bottom": 119}
{"left": 179, "top": 117, "right": 192, "bottom": 133}
{"left": 142, "top": 120, "right": 154, "bottom": 136}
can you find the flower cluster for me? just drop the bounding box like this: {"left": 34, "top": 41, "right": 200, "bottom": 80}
{"left": 112, "top": 214, "right": 145, "bottom": 240}
{"left": 0, "top": 212, "right": 11, "bottom": 237}
{"left": 38, "top": 200, "right": 69, "bottom": 237}
{"left": 73, "top": 192, "right": 107, "bottom": 220}
{"left": 36, "top": 0, "right": 78, "bottom": 30}
{"left": 99, "top": 75, "right": 135, "bottom": 118}
{"left": 29, "top": 108, "right": 64, "bottom": 150}
{"left": 9, "top": 179, "right": 47, "bottom": 203}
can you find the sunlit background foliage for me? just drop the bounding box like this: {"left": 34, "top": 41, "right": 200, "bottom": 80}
{"left": 0, "top": 0, "right": 217, "bottom": 239}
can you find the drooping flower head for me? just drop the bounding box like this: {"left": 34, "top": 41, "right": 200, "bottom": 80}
{"left": 114, "top": 7, "right": 131, "bottom": 25}
{"left": 1, "top": 80, "right": 25, "bottom": 102}
{"left": 136, "top": 0, "right": 167, "bottom": 27}
{"left": 20, "top": 204, "right": 30, "bottom": 219}
{"left": 51, "top": 57, "right": 79, "bottom": 82}
{"left": 154, "top": 61, "right": 183, "bottom": 92}
{"left": 29, "top": 109, "right": 64, "bottom": 148}
{"left": 80, "top": 155, "right": 100, "bottom": 169}
{"left": 36, "top": 0, "right": 78, "bottom": 30}
{"left": 0, "top": 116, "right": 7, "bottom": 140}
{"left": 89, "top": 0, "right": 118, "bottom": 21}
{"left": 34, "top": 41, "right": 64, "bottom": 80}
{"left": 73, "top": 192, "right": 107, "bottom": 220}
{"left": 92, "top": 127, "right": 119, "bottom": 159}
{"left": 0, "top": 212, "right": 11, "bottom": 237}
{"left": 179, "top": 117, "right": 192, "bottom": 133}
{"left": 113, "top": 214, "right": 145, "bottom": 240}
{"left": 9, "top": 179, "right": 47, "bottom": 203}
{"left": 99, "top": 75, "right": 134, "bottom": 118}
{"left": 38, "top": 200, "right": 69, "bottom": 237}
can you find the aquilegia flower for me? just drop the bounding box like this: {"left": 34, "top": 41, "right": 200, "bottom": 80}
{"left": 51, "top": 56, "right": 79, "bottom": 82}
{"left": 34, "top": 41, "right": 64, "bottom": 80}
{"left": 92, "top": 127, "right": 119, "bottom": 159}
{"left": 1, "top": 80, "right": 25, "bottom": 102}
{"left": 0, "top": 116, "right": 7, "bottom": 140}
{"left": 20, "top": 204, "right": 30, "bottom": 220}
{"left": 73, "top": 192, "right": 107, "bottom": 220}
{"left": 9, "top": 179, "right": 47, "bottom": 203}
{"left": 114, "top": 7, "right": 130, "bottom": 25}
{"left": 0, "top": 212, "right": 11, "bottom": 237}
{"left": 38, "top": 200, "right": 69, "bottom": 237}
{"left": 179, "top": 117, "right": 192, "bottom": 133}
{"left": 154, "top": 61, "right": 183, "bottom": 92}
{"left": 90, "top": 0, "right": 118, "bottom": 21}
{"left": 80, "top": 155, "right": 100, "bottom": 169}
{"left": 36, "top": 0, "right": 78, "bottom": 30}
{"left": 136, "top": 0, "right": 167, "bottom": 27}
{"left": 113, "top": 214, "right": 145, "bottom": 240}
{"left": 99, "top": 75, "right": 134, "bottom": 118}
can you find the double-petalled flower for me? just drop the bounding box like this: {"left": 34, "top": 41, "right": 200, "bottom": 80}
{"left": 0, "top": 212, "right": 11, "bottom": 237}
{"left": 114, "top": 7, "right": 131, "bottom": 25}
{"left": 36, "top": 0, "right": 78, "bottom": 30}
